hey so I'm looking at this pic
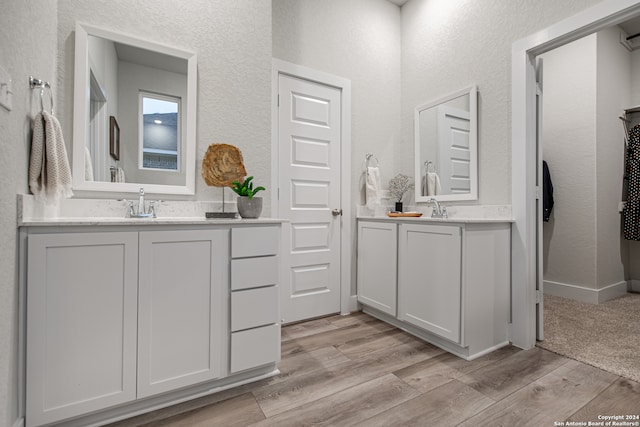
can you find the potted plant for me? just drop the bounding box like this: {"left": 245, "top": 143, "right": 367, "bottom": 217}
{"left": 231, "top": 176, "right": 266, "bottom": 218}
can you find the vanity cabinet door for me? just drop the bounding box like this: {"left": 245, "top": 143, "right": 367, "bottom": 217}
{"left": 26, "top": 232, "right": 139, "bottom": 427}
{"left": 357, "top": 221, "right": 398, "bottom": 316}
{"left": 137, "top": 229, "right": 229, "bottom": 398}
{"left": 398, "top": 223, "right": 462, "bottom": 343}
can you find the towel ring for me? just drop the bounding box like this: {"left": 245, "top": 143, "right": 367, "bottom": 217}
{"left": 424, "top": 160, "right": 436, "bottom": 173}
{"left": 365, "top": 153, "right": 379, "bottom": 168}
{"left": 29, "top": 76, "right": 54, "bottom": 115}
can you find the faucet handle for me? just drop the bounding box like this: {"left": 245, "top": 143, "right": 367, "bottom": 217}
{"left": 148, "top": 201, "right": 157, "bottom": 218}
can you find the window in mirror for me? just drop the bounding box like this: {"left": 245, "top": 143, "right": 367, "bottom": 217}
{"left": 139, "top": 93, "right": 180, "bottom": 172}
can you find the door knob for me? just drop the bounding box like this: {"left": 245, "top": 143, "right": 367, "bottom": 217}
{"left": 332, "top": 208, "right": 342, "bottom": 216}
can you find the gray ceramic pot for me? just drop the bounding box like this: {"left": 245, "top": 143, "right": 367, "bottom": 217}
{"left": 237, "top": 196, "right": 263, "bottom": 218}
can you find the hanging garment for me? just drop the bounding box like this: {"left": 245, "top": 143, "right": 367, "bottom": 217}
{"left": 542, "top": 160, "right": 554, "bottom": 222}
{"left": 623, "top": 125, "right": 640, "bottom": 240}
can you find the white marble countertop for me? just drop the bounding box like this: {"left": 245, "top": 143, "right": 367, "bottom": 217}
{"left": 356, "top": 215, "right": 513, "bottom": 224}
{"left": 17, "top": 194, "right": 285, "bottom": 227}
{"left": 19, "top": 217, "right": 286, "bottom": 227}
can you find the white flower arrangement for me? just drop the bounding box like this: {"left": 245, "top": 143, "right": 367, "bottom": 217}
{"left": 388, "top": 174, "right": 414, "bottom": 202}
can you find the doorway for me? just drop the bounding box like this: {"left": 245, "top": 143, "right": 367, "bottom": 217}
{"left": 511, "top": 0, "right": 640, "bottom": 350}
{"left": 271, "top": 59, "right": 353, "bottom": 324}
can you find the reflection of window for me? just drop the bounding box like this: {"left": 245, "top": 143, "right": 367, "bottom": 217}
{"left": 140, "top": 93, "right": 180, "bottom": 171}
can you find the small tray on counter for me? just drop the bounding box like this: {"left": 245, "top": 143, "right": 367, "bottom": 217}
{"left": 386, "top": 212, "right": 423, "bottom": 218}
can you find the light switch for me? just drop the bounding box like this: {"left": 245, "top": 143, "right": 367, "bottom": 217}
{"left": 0, "top": 65, "right": 13, "bottom": 111}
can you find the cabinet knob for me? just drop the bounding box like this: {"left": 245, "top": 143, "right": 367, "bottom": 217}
{"left": 332, "top": 208, "right": 342, "bottom": 217}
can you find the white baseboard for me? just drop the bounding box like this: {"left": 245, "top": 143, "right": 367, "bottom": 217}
{"left": 13, "top": 417, "right": 24, "bottom": 427}
{"left": 543, "top": 280, "right": 628, "bottom": 304}
{"left": 630, "top": 280, "right": 640, "bottom": 293}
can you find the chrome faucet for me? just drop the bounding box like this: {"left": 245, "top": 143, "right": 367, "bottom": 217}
{"left": 128, "top": 188, "right": 156, "bottom": 218}
{"left": 427, "top": 198, "right": 447, "bottom": 219}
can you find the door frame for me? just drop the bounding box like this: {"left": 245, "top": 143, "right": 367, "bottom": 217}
{"left": 271, "top": 59, "right": 353, "bottom": 317}
{"left": 511, "top": 0, "right": 640, "bottom": 349}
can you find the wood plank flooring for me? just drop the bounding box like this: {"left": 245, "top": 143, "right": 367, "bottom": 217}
{"left": 109, "top": 312, "right": 640, "bottom": 427}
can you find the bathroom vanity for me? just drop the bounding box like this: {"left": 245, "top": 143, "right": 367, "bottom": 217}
{"left": 19, "top": 217, "right": 283, "bottom": 427}
{"left": 357, "top": 216, "right": 511, "bottom": 360}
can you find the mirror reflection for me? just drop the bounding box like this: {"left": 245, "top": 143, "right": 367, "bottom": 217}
{"left": 72, "top": 22, "right": 196, "bottom": 195}
{"left": 414, "top": 86, "right": 478, "bottom": 203}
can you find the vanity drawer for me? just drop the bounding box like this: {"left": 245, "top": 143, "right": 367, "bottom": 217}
{"left": 231, "top": 256, "right": 278, "bottom": 291}
{"left": 231, "top": 226, "right": 279, "bottom": 258}
{"left": 231, "top": 286, "right": 278, "bottom": 332}
{"left": 230, "top": 324, "right": 279, "bottom": 373}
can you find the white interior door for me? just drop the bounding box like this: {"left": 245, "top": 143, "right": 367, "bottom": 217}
{"left": 536, "top": 57, "right": 544, "bottom": 341}
{"left": 277, "top": 73, "right": 342, "bottom": 324}
{"left": 437, "top": 105, "right": 471, "bottom": 194}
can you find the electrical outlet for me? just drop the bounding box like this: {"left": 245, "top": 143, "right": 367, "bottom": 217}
{"left": 0, "top": 65, "right": 12, "bottom": 111}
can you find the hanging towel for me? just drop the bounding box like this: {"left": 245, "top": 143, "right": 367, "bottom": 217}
{"left": 116, "top": 167, "right": 126, "bottom": 183}
{"left": 365, "top": 166, "right": 381, "bottom": 209}
{"left": 623, "top": 125, "right": 640, "bottom": 240}
{"left": 425, "top": 171, "right": 441, "bottom": 196}
{"left": 542, "top": 160, "right": 554, "bottom": 222}
{"left": 84, "top": 146, "right": 94, "bottom": 181}
{"left": 28, "top": 111, "right": 73, "bottom": 202}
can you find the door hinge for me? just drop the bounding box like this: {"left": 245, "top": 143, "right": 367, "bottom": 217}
{"left": 535, "top": 186, "right": 541, "bottom": 200}
{"left": 277, "top": 94, "right": 280, "bottom": 107}
{"left": 536, "top": 289, "right": 543, "bottom": 304}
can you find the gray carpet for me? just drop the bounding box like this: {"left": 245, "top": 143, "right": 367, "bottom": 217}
{"left": 537, "top": 293, "right": 640, "bottom": 383}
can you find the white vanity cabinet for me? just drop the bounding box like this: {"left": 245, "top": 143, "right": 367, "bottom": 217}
{"left": 357, "top": 218, "right": 511, "bottom": 360}
{"left": 22, "top": 222, "right": 281, "bottom": 427}
{"left": 137, "top": 229, "right": 228, "bottom": 398}
{"left": 229, "top": 226, "right": 280, "bottom": 373}
{"left": 398, "top": 223, "right": 462, "bottom": 343}
{"left": 26, "top": 232, "right": 139, "bottom": 427}
{"left": 357, "top": 221, "right": 398, "bottom": 316}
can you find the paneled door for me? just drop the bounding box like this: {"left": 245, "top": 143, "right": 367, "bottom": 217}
{"left": 437, "top": 105, "right": 471, "bottom": 194}
{"left": 277, "top": 73, "right": 342, "bottom": 323}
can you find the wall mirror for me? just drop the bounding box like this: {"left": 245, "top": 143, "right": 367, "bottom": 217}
{"left": 414, "top": 86, "right": 478, "bottom": 203}
{"left": 72, "top": 22, "right": 197, "bottom": 195}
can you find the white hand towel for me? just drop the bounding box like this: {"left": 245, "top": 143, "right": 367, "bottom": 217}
{"left": 426, "top": 171, "right": 441, "bottom": 196}
{"left": 84, "top": 146, "right": 94, "bottom": 181}
{"left": 116, "top": 167, "right": 126, "bottom": 183}
{"left": 29, "top": 111, "right": 73, "bottom": 202}
{"left": 366, "top": 166, "right": 381, "bottom": 209}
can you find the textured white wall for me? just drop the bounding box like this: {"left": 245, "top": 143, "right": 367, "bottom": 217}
{"left": 541, "top": 35, "right": 598, "bottom": 288}
{"left": 0, "top": 1, "right": 58, "bottom": 425}
{"left": 596, "top": 26, "right": 631, "bottom": 288}
{"left": 57, "top": 0, "right": 273, "bottom": 212}
{"left": 401, "top": 0, "right": 601, "bottom": 206}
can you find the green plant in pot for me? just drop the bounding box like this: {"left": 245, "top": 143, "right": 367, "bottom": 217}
{"left": 231, "top": 176, "right": 266, "bottom": 218}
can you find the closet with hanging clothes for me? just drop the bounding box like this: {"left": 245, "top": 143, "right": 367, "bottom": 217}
{"left": 621, "top": 107, "right": 640, "bottom": 241}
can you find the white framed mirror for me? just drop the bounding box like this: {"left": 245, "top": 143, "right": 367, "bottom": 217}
{"left": 414, "top": 86, "right": 477, "bottom": 203}
{"left": 72, "top": 22, "right": 197, "bottom": 195}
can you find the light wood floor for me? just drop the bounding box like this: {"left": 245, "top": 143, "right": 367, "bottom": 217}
{"left": 110, "top": 312, "right": 640, "bottom": 427}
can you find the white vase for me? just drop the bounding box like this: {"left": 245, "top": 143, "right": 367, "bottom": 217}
{"left": 237, "top": 196, "right": 263, "bottom": 218}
